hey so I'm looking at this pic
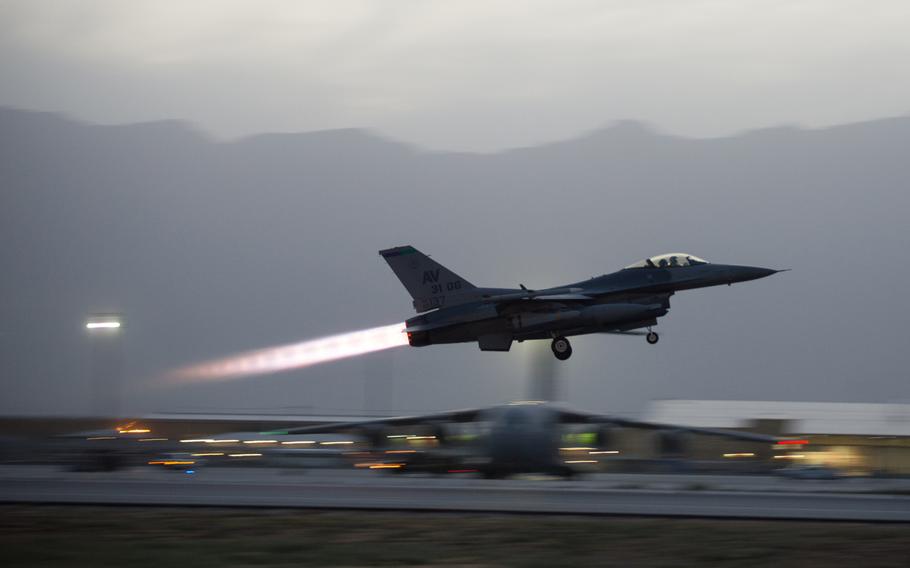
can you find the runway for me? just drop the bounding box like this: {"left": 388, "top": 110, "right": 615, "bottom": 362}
{"left": 3, "top": 466, "right": 909, "bottom": 521}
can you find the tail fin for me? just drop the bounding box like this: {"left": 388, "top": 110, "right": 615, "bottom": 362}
{"left": 379, "top": 246, "right": 477, "bottom": 312}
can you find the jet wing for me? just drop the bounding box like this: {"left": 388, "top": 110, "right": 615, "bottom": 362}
{"left": 284, "top": 407, "right": 486, "bottom": 435}
{"left": 480, "top": 287, "right": 589, "bottom": 302}
{"left": 529, "top": 294, "right": 594, "bottom": 301}
{"left": 403, "top": 286, "right": 601, "bottom": 334}
{"left": 552, "top": 406, "right": 779, "bottom": 444}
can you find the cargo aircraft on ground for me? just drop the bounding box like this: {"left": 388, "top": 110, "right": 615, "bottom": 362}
{"left": 286, "top": 400, "right": 779, "bottom": 478}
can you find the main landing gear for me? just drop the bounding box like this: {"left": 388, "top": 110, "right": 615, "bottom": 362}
{"left": 551, "top": 336, "right": 572, "bottom": 360}
{"left": 646, "top": 329, "right": 659, "bottom": 345}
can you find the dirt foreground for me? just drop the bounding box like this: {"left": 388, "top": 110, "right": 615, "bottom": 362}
{"left": 3, "top": 505, "right": 909, "bottom": 567}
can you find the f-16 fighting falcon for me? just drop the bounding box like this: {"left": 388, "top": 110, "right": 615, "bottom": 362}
{"left": 379, "top": 246, "right": 783, "bottom": 360}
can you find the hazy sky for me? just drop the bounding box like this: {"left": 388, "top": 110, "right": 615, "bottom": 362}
{"left": 2, "top": 0, "right": 909, "bottom": 150}
{"left": 2, "top": 1, "right": 910, "bottom": 419}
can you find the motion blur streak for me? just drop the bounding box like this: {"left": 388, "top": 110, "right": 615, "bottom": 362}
{"left": 169, "top": 322, "right": 407, "bottom": 382}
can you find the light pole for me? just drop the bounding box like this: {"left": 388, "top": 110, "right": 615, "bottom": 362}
{"left": 527, "top": 341, "right": 561, "bottom": 402}
{"left": 85, "top": 314, "right": 123, "bottom": 419}
{"left": 363, "top": 350, "right": 394, "bottom": 415}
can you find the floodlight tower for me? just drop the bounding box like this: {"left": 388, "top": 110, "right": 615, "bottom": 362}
{"left": 527, "top": 341, "right": 562, "bottom": 401}
{"left": 363, "top": 350, "right": 395, "bottom": 415}
{"left": 85, "top": 314, "right": 123, "bottom": 419}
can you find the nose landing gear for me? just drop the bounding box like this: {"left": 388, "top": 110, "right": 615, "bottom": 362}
{"left": 551, "top": 336, "right": 572, "bottom": 360}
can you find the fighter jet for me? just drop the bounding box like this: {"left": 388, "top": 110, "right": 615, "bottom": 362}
{"left": 379, "top": 246, "right": 782, "bottom": 360}
{"left": 285, "top": 401, "right": 779, "bottom": 478}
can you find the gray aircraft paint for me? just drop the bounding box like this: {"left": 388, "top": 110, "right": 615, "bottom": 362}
{"left": 381, "top": 247, "right": 780, "bottom": 359}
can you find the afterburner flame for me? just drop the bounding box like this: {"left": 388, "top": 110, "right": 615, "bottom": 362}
{"left": 170, "top": 322, "right": 408, "bottom": 382}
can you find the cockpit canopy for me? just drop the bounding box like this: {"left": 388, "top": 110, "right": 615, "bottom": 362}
{"left": 624, "top": 253, "right": 708, "bottom": 269}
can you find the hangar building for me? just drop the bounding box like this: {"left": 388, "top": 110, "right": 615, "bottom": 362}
{"left": 643, "top": 400, "right": 910, "bottom": 475}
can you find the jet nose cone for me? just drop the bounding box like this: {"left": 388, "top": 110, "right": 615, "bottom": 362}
{"left": 733, "top": 266, "right": 781, "bottom": 283}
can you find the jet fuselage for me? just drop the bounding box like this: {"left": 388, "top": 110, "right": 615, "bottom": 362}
{"left": 379, "top": 247, "right": 780, "bottom": 359}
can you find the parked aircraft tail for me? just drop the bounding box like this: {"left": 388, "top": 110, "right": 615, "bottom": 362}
{"left": 379, "top": 246, "right": 478, "bottom": 312}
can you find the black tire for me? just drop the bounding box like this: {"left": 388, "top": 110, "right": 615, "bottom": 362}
{"left": 646, "top": 331, "right": 659, "bottom": 345}
{"left": 551, "top": 337, "right": 572, "bottom": 360}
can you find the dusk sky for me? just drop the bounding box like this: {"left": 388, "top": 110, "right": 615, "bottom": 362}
{"left": 2, "top": 1, "right": 909, "bottom": 150}
{"left": 2, "top": 1, "right": 909, "bottom": 418}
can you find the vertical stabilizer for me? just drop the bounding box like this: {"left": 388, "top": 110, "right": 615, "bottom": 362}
{"left": 379, "top": 246, "right": 477, "bottom": 312}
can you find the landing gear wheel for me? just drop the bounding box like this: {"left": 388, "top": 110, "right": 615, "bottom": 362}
{"left": 551, "top": 337, "right": 572, "bottom": 360}
{"left": 646, "top": 331, "right": 659, "bottom": 345}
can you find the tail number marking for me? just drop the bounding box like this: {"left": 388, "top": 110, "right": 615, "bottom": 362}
{"left": 430, "top": 281, "right": 462, "bottom": 294}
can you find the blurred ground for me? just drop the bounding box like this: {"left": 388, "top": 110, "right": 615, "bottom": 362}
{"left": 3, "top": 505, "right": 909, "bottom": 567}
{"left": 4, "top": 466, "right": 910, "bottom": 520}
